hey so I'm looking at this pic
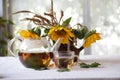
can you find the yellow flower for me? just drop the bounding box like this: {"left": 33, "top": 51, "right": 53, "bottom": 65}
{"left": 20, "top": 30, "right": 40, "bottom": 39}
{"left": 83, "top": 33, "right": 101, "bottom": 48}
{"left": 48, "top": 26, "right": 74, "bottom": 44}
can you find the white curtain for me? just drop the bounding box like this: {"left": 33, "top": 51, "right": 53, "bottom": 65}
{"left": 90, "top": 0, "right": 120, "bottom": 55}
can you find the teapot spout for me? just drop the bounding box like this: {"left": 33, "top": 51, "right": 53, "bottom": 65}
{"left": 51, "top": 38, "right": 63, "bottom": 52}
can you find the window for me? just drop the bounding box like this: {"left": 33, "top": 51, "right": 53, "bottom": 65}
{"left": 90, "top": 0, "right": 120, "bottom": 55}
{"left": 0, "top": 0, "right": 3, "bottom": 16}
{"left": 6, "top": 0, "right": 120, "bottom": 55}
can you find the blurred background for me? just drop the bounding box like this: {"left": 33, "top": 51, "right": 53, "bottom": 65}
{"left": 0, "top": 0, "right": 120, "bottom": 56}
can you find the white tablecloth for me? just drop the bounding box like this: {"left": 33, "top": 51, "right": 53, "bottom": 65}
{"left": 0, "top": 55, "right": 120, "bottom": 80}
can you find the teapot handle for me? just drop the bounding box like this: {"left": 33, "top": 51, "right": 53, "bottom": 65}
{"left": 8, "top": 36, "right": 22, "bottom": 57}
{"left": 73, "top": 55, "right": 79, "bottom": 65}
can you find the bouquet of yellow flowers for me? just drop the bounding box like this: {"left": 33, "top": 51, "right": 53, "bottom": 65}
{"left": 14, "top": 0, "right": 101, "bottom": 55}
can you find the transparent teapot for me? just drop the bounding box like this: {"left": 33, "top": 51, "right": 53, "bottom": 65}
{"left": 8, "top": 36, "right": 62, "bottom": 70}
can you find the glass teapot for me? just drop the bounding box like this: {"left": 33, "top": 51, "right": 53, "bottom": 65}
{"left": 8, "top": 36, "right": 62, "bottom": 70}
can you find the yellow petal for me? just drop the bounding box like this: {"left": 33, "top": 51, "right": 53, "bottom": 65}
{"left": 48, "top": 26, "right": 74, "bottom": 44}
{"left": 19, "top": 30, "right": 40, "bottom": 39}
{"left": 83, "top": 33, "right": 101, "bottom": 48}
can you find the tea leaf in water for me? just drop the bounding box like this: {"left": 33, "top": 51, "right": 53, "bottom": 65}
{"left": 64, "top": 58, "right": 71, "bottom": 62}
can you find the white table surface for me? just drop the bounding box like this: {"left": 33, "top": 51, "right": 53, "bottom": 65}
{"left": 0, "top": 55, "right": 120, "bottom": 80}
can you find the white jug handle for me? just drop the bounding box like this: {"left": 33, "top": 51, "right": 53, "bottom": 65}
{"left": 8, "top": 36, "right": 22, "bottom": 57}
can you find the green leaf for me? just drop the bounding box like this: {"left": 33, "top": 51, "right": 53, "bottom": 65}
{"left": 80, "top": 62, "right": 90, "bottom": 68}
{"left": 57, "top": 68, "right": 70, "bottom": 72}
{"left": 24, "top": 56, "right": 48, "bottom": 70}
{"left": 29, "top": 27, "right": 41, "bottom": 36}
{"left": 84, "top": 30, "right": 96, "bottom": 39}
{"left": 0, "top": 18, "right": 7, "bottom": 27}
{"left": 0, "top": 17, "right": 14, "bottom": 26}
{"left": 79, "top": 62, "right": 101, "bottom": 68}
{"left": 0, "top": 40, "right": 7, "bottom": 45}
{"left": 29, "top": 28, "right": 35, "bottom": 33}
{"left": 42, "top": 34, "right": 48, "bottom": 37}
{"left": 73, "top": 26, "right": 88, "bottom": 39}
{"left": 62, "top": 17, "right": 72, "bottom": 27}
{"left": 0, "top": 48, "right": 8, "bottom": 56}
{"left": 81, "top": 26, "right": 88, "bottom": 34}
{"left": 35, "top": 27, "right": 41, "bottom": 36}
{"left": 8, "top": 20, "right": 14, "bottom": 25}
{"left": 44, "top": 28, "right": 50, "bottom": 33}
{"left": 0, "top": 17, "right": 7, "bottom": 23}
{"left": 90, "top": 62, "right": 101, "bottom": 68}
{"left": 3, "top": 32, "right": 8, "bottom": 37}
{"left": 41, "top": 28, "right": 50, "bottom": 37}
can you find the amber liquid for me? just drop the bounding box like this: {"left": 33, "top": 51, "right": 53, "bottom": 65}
{"left": 55, "top": 57, "right": 74, "bottom": 69}
{"left": 18, "top": 52, "right": 53, "bottom": 69}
